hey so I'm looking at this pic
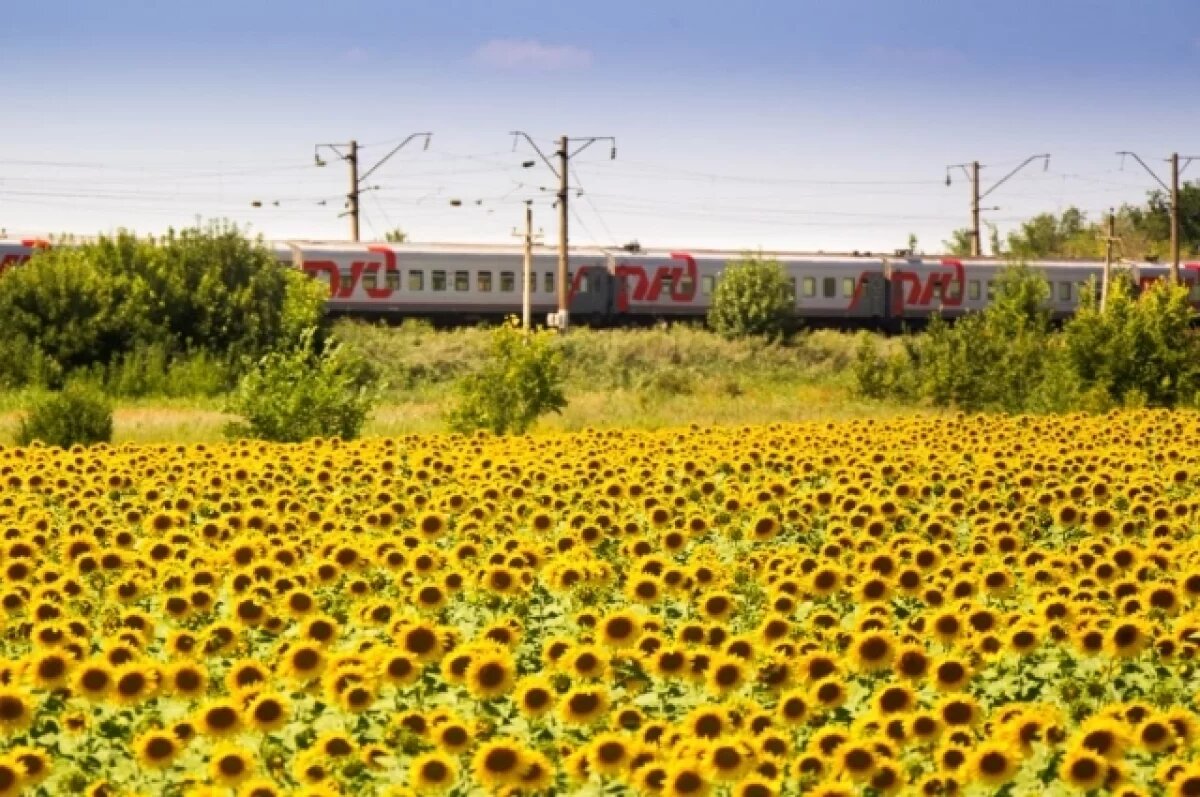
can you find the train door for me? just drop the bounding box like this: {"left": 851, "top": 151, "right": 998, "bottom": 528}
{"left": 858, "top": 272, "right": 887, "bottom": 319}
{"left": 568, "top": 265, "right": 614, "bottom": 321}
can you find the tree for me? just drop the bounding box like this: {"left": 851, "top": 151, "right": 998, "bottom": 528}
{"left": 943, "top": 229, "right": 973, "bottom": 256}
{"left": 446, "top": 320, "right": 567, "bottom": 435}
{"left": 384, "top": 228, "right": 408, "bottom": 243}
{"left": 707, "top": 255, "right": 794, "bottom": 340}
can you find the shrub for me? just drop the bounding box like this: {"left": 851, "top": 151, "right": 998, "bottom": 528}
{"left": 446, "top": 320, "right": 567, "bottom": 435}
{"left": 224, "top": 330, "right": 380, "bottom": 442}
{"left": 707, "top": 255, "right": 794, "bottom": 340}
{"left": 0, "top": 222, "right": 327, "bottom": 388}
{"left": 16, "top": 383, "right": 113, "bottom": 448}
{"left": 1062, "top": 277, "right": 1200, "bottom": 406}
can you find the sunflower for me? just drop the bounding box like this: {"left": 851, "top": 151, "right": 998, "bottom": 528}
{"left": 239, "top": 779, "right": 284, "bottom": 797}
{"left": 432, "top": 720, "right": 473, "bottom": 754}
{"left": 514, "top": 676, "right": 556, "bottom": 717}
{"left": 599, "top": 610, "right": 643, "bottom": 648}
{"left": 380, "top": 651, "right": 421, "bottom": 687}
{"left": 134, "top": 730, "right": 180, "bottom": 769}
{"left": 561, "top": 686, "right": 610, "bottom": 725}
{"left": 967, "top": 741, "right": 1019, "bottom": 786}
{"left": 9, "top": 746, "right": 49, "bottom": 787}
{"left": 408, "top": 751, "right": 458, "bottom": 794}
{"left": 197, "top": 698, "right": 243, "bottom": 737}
{"left": 836, "top": 743, "right": 876, "bottom": 781}
{"left": 704, "top": 739, "right": 755, "bottom": 781}
{"left": 707, "top": 654, "right": 748, "bottom": 695}
{"left": 662, "top": 762, "right": 710, "bottom": 797}
{"left": 247, "top": 693, "right": 290, "bottom": 733}
{"left": 849, "top": 631, "right": 894, "bottom": 672}
{"left": 471, "top": 740, "right": 525, "bottom": 789}
{"left": 462, "top": 647, "right": 516, "bottom": 700}
{"left": 210, "top": 743, "right": 255, "bottom": 786}
{"left": 516, "top": 749, "right": 555, "bottom": 791}
{"left": 590, "top": 731, "right": 631, "bottom": 776}
{"left": 27, "top": 650, "right": 71, "bottom": 690}
{"left": 166, "top": 661, "right": 208, "bottom": 698}
{"left": 0, "top": 687, "right": 33, "bottom": 733}
{"left": 0, "top": 758, "right": 22, "bottom": 797}
{"left": 1059, "top": 747, "right": 1107, "bottom": 791}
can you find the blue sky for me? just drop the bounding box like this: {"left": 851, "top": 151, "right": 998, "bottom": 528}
{"left": 4, "top": 0, "right": 1200, "bottom": 252}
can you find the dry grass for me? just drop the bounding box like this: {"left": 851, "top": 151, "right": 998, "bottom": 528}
{"left": 0, "top": 324, "right": 915, "bottom": 445}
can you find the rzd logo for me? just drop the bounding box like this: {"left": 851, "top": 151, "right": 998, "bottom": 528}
{"left": 888, "top": 259, "right": 965, "bottom": 313}
{"left": 0, "top": 239, "right": 51, "bottom": 275}
{"left": 612, "top": 253, "right": 698, "bottom": 311}
{"left": 303, "top": 246, "right": 398, "bottom": 299}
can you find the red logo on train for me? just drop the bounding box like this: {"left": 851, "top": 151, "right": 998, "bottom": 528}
{"left": 303, "top": 246, "right": 399, "bottom": 299}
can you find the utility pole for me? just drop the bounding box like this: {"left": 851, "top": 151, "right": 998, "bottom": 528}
{"left": 314, "top": 133, "right": 432, "bottom": 242}
{"left": 511, "top": 201, "right": 543, "bottom": 330}
{"left": 947, "top": 154, "right": 1051, "bottom": 256}
{"left": 510, "top": 131, "right": 616, "bottom": 331}
{"left": 970, "top": 161, "right": 981, "bottom": 257}
{"left": 1103, "top": 208, "right": 1115, "bottom": 310}
{"left": 557, "top": 135, "right": 570, "bottom": 321}
{"left": 1171, "top": 152, "right": 1180, "bottom": 278}
{"left": 1116, "top": 151, "right": 1198, "bottom": 283}
{"left": 348, "top": 140, "right": 360, "bottom": 243}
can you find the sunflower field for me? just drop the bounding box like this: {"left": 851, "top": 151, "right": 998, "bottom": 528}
{"left": 5, "top": 412, "right": 1200, "bottom": 796}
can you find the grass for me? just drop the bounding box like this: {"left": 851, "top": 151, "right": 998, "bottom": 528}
{"left": 0, "top": 322, "right": 918, "bottom": 444}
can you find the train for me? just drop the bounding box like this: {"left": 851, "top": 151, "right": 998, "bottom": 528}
{"left": 2, "top": 237, "right": 1197, "bottom": 328}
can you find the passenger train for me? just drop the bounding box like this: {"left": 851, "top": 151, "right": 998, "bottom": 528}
{"left": 2, "top": 238, "right": 1196, "bottom": 327}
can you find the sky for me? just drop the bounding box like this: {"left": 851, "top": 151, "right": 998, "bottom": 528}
{"left": 3, "top": 0, "right": 1200, "bottom": 253}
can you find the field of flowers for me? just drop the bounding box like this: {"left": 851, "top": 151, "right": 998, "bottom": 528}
{"left": 3, "top": 412, "right": 1200, "bottom": 796}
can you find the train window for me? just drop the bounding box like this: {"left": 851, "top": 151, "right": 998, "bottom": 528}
{"left": 786, "top": 278, "right": 796, "bottom": 301}
{"left": 842, "top": 277, "right": 855, "bottom": 298}
{"left": 931, "top": 282, "right": 942, "bottom": 302}
{"left": 1191, "top": 282, "right": 1200, "bottom": 301}
{"left": 409, "top": 270, "right": 424, "bottom": 291}
{"left": 454, "top": 271, "right": 469, "bottom": 291}
{"left": 946, "top": 280, "right": 961, "bottom": 300}
{"left": 544, "top": 272, "right": 554, "bottom": 293}
{"left": 701, "top": 275, "right": 715, "bottom": 295}
{"left": 478, "top": 271, "right": 492, "bottom": 292}
{"left": 579, "top": 273, "right": 591, "bottom": 293}
{"left": 986, "top": 281, "right": 996, "bottom": 301}
{"left": 659, "top": 273, "right": 673, "bottom": 297}
{"left": 1058, "top": 282, "right": 1071, "bottom": 301}
{"left": 802, "top": 277, "right": 816, "bottom": 298}
{"left": 362, "top": 273, "right": 377, "bottom": 291}
{"left": 823, "top": 277, "right": 836, "bottom": 298}
{"left": 432, "top": 270, "right": 446, "bottom": 291}
{"left": 678, "top": 273, "right": 694, "bottom": 296}
{"left": 386, "top": 271, "right": 400, "bottom": 291}
{"left": 968, "top": 280, "right": 980, "bottom": 301}
{"left": 500, "top": 271, "right": 515, "bottom": 292}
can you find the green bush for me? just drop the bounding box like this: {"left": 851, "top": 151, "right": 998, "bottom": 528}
{"left": 16, "top": 383, "right": 113, "bottom": 448}
{"left": 1062, "top": 277, "right": 1200, "bottom": 406}
{"left": 224, "top": 330, "right": 380, "bottom": 443}
{"left": 852, "top": 263, "right": 1200, "bottom": 413}
{"left": 0, "top": 222, "right": 326, "bottom": 389}
{"left": 707, "top": 256, "right": 794, "bottom": 340}
{"left": 446, "top": 320, "right": 567, "bottom": 435}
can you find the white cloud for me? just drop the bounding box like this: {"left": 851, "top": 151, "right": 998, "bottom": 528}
{"left": 472, "top": 39, "right": 593, "bottom": 71}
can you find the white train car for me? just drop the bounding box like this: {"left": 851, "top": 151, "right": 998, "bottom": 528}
{"left": 3, "top": 237, "right": 1199, "bottom": 327}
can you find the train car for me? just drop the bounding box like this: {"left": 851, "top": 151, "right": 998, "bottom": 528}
{"left": 3, "top": 236, "right": 1197, "bottom": 328}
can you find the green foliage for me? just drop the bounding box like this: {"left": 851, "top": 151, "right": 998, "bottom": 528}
{"left": 0, "top": 222, "right": 324, "bottom": 388}
{"left": 446, "top": 320, "right": 567, "bottom": 435}
{"left": 1062, "top": 278, "right": 1200, "bottom": 406}
{"left": 384, "top": 228, "right": 408, "bottom": 243}
{"left": 224, "top": 330, "right": 380, "bottom": 442}
{"left": 16, "top": 382, "right": 113, "bottom": 448}
{"left": 707, "top": 255, "right": 794, "bottom": 340}
{"left": 853, "top": 263, "right": 1200, "bottom": 413}
{"left": 943, "top": 228, "right": 974, "bottom": 256}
